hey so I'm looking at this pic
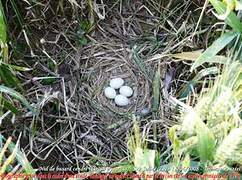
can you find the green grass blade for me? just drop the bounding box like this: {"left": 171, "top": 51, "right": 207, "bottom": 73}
{"left": 191, "top": 31, "right": 238, "bottom": 71}
{"left": 0, "top": 85, "right": 32, "bottom": 112}
{"left": 2, "top": 134, "right": 36, "bottom": 175}
{"left": 132, "top": 46, "right": 150, "bottom": 80}
{"left": 9, "top": 0, "right": 24, "bottom": 28}
{"left": 0, "top": 64, "right": 24, "bottom": 92}
{"left": 134, "top": 147, "right": 156, "bottom": 172}
{"left": 151, "top": 67, "right": 160, "bottom": 112}
{"left": 179, "top": 67, "right": 220, "bottom": 98}
{"left": 9, "top": 0, "right": 34, "bottom": 55}
{"left": 0, "top": 1, "right": 6, "bottom": 43}
{"left": 0, "top": 137, "right": 19, "bottom": 174}
{"left": 4, "top": 63, "right": 31, "bottom": 71}
{"left": 0, "top": 95, "right": 19, "bottom": 114}
{"left": 0, "top": 1, "right": 8, "bottom": 62}
{"left": 209, "top": 0, "right": 242, "bottom": 33}
{"left": 196, "top": 120, "right": 216, "bottom": 162}
{"left": 168, "top": 126, "right": 181, "bottom": 163}
{"left": 193, "top": 66, "right": 220, "bottom": 82}
{"left": 171, "top": 51, "right": 227, "bottom": 64}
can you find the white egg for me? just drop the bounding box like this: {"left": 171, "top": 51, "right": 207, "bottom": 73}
{"left": 140, "top": 108, "right": 150, "bottom": 116}
{"left": 114, "top": 95, "right": 129, "bottom": 106}
{"left": 110, "top": 78, "right": 124, "bottom": 89}
{"left": 104, "top": 87, "right": 116, "bottom": 99}
{"left": 119, "top": 86, "right": 133, "bottom": 97}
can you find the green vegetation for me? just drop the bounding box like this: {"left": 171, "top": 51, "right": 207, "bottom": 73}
{"left": 0, "top": 134, "right": 36, "bottom": 178}
{"left": 167, "top": 0, "right": 242, "bottom": 178}
{"left": 0, "top": 0, "right": 241, "bottom": 179}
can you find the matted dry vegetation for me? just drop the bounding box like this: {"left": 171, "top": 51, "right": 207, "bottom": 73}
{"left": 2, "top": 0, "right": 227, "bottom": 173}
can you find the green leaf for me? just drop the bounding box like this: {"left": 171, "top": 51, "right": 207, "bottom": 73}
{"left": 209, "top": 0, "right": 242, "bottom": 32}
{"left": 0, "top": 1, "right": 6, "bottom": 43}
{"left": 151, "top": 67, "right": 160, "bottom": 112}
{"left": 9, "top": 0, "right": 24, "bottom": 28}
{"left": 9, "top": 0, "right": 33, "bottom": 55}
{"left": 132, "top": 46, "right": 150, "bottom": 80}
{"left": 0, "top": 95, "right": 19, "bottom": 114}
{"left": 0, "top": 64, "right": 24, "bottom": 92}
{"left": 133, "top": 147, "right": 156, "bottom": 172}
{"left": 191, "top": 31, "right": 238, "bottom": 71}
{"left": 3, "top": 135, "right": 36, "bottom": 175}
{"left": 178, "top": 81, "right": 196, "bottom": 98}
{"left": 4, "top": 63, "right": 31, "bottom": 71}
{"left": 0, "top": 1, "right": 8, "bottom": 62}
{"left": 195, "top": 120, "right": 215, "bottom": 162}
{"left": 193, "top": 66, "right": 220, "bottom": 82}
{"left": 179, "top": 67, "right": 220, "bottom": 98}
{"left": 79, "top": 20, "right": 92, "bottom": 33}
{"left": 0, "top": 85, "right": 32, "bottom": 112}
{"left": 181, "top": 154, "right": 190, "bottom": 174}
{"left": 171, "top": 50, "right": 227, "bottom": 64}
{"left": 169, "top": 126, "right": 181, "bottom": 163}
{"left": 79, "top": 37, "right": 88, "bottom": 46}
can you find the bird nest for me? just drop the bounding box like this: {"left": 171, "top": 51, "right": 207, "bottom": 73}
{"left": 79, "top": 39, "right": 158, "bottom": 123}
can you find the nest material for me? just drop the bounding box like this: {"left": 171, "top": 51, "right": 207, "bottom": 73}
{"left": 57, "top": 31, "right": 172, "bottom": 168}
{"left": 83, "top": 41, "right": 152, "bottom": 118}
{"left": 11, "top": 0, "right": 198, "bottom": 170}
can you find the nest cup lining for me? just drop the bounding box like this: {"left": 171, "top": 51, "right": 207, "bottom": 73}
{"left": 85, "top": 41, "right": 151, "bottom": 117}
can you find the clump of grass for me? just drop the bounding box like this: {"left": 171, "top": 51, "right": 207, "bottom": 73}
{"left": 127, "top": 116, "right": 158, "bottom": 170}
{"left": 167, "top": 0, "right": 242, "bottom": 171}
{"left": 168, "top": 0, "right": 242, "bottom": 167}
{"left": 168, "top": 57, "right": 241, "bottom": 176}
{"left": 0, "top": 134, "right": 36, "bottom": 179}
{"left": 0, "top": 1, "right": 33, "bottom": 124}
{"left": 0, "top": 0, "right": 8, "bottom": 62}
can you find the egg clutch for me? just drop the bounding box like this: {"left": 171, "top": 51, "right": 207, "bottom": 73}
{"left": 104, "top": 78, "right": 133, "bottom": 107}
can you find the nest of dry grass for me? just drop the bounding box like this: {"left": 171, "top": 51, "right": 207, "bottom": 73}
{"left": 66, "top": 36, "right": 169, "bottom": 168}
{"left": 82, "top": 41, "right": 152, "bottom": 116}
